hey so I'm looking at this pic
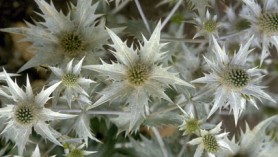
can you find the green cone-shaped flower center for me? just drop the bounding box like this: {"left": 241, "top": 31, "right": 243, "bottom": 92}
{"left": 60, "top": 32, "right": 84, "bottom": 57}
{"left": 67, "top": 149, "right": 84, "bottom": 157}
{"left": 14, "top": 103, "right": 37, "bottom": 126}
{"left": 222, "top": 68, "right": 249, "bottom": 89}
{"left": 203, "top": 134, "right": 219, "bottom": 153}
{"left": 62, "top": 73, "right": 78, "bottom": 87}
{"left": 127, "top": 63, "right": 150, "bottom": 86}
{"left": 185, "top": 119, "right": 199, "bottom": 134}
{"left": 259, "top": 13, "right": 278, "bottom": 34}
{"left": 204, "top": 20, "right": 217, "bottom": 32}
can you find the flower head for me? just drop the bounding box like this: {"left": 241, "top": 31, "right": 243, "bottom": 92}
{"left": 240, "top": 0, "right": 278, "bottom": 64}
{"left": 49, "top": 57, "right": 94, "bottom": 108}
{"left": 188, "top": 122, "right": 232, "bottom": 157}
{"left": 192, "top": 36, "right": 275, "bottom": 125}
{"left": 177, "top": 104, "right": 201, "bottom": 136}
{"left": 1, "top": 0, "right": 116, "bottom": 72}
{"left": 0, "top": 69, "right": 76, "bottom": 155}
{"left": 193, "top": 10, "right": 222, "bottom": 42}
{"left": 83, "top": 21, "right": 193, "bottom": 130}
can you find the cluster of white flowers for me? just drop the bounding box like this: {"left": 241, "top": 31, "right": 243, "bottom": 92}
{"left": 0, "top": 0, "right": 278, "bottom": 156}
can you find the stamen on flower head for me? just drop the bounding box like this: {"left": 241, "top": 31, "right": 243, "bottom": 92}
{"left": 259, "top": 13, "right": 278, "bottom": 35}
{"left": 221, "top": 68, "right": 249, "bottom": 89}
{"left": 203, "top": 134, "right": 219, "bottom": 153}
{"left": 204, "top": 20, "right": 217, "bottom": 33}
{"left": 127, "top": 62, "right": 150, "bottom": 86}
{"left": 14, "top": 103, "right": 39, "bottom": 127}
{"left": 60, "top": 32, "right": 84, "bottom": 57}
{"left": 62, "top": 73, "right": 78, "bottom": 87}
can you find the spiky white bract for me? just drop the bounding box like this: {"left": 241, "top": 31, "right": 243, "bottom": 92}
{"left": 0, "top": 69, "right": 76, "bottom": 155}
{"left": 220, "top": 116, "right": 278, "bottom": 157}
{"left": 1, "top": 0, "right": 115, "bottom": 72}
{"left": 192, "top": 36, "right": 275, "bottom": 125}
{"left": 72, "top": 112, "right": 100, "bottom": 146}
{"left": 240, "top": 0, "right": 278, "bottom": 65}
{"left": 188, "top": 122, "right": 232, "bottom": 157}
{"left": 49, "top": 57, "right": 94, "bottom": 108}
{"left": 83, "top": 22, "right": 193, "bottom": 130}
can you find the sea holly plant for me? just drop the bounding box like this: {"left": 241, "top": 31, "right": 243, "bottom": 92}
{"left": 0, "top": 69, "right": 76, "bottom": 155}
{"left": 0, "top": 0, "right": 118, "bottom": 72}
{"left": 0, "top": 0, "right": 278, "bottom": 156}
{"left": 83, "top": 21, "right": 194, "bottom": 131}
{"left": 49, "top": 57, "right": 94, "bottom": 108}
{"left": 192, "top": 35, "right": 276, "bottom": 125}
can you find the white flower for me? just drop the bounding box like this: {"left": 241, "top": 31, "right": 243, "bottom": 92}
{"left": 188, "top": 122, "right": 232, "bottom": 157}
{"left": 83, "top": 21, "right": 193, "bottom": 130}
{"left": 49, "top": 57, "right": 94, "bottom": 108}
{"left": 240, "top": 0, "right": 278, "bottom": 65}
{"left": 1, "top": 0, "right": 118, "bottom": 72}
{"left": 193, "top": 10, "right": 222, "bottom": 44}
{"left": 0, "top": 69, "right": 76, "bottom": 155}
{"left": 192, "top": 36, "right": 275, "bottom": 125}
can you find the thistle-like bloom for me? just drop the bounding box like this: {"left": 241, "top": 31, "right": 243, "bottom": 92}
{"left": 0, "top": 70, "right": 76, "bottom": 155}
{"left": 83, "top": 22, "right": 193, "bottom": 129}
{"left": 188, "top": 122, "right": 231, "bottom": 157}
{"left": 1, "top": 0, "right": 115, "bottom": 72}
{"left": 240, "top": 0, "right": 278, "bottom": 64}
{"left": 192, "top": 36, "right": 275, "bottom": 124}
{"left": 49, "top": 57, "right": 94, "bottom": 107}
{"left": 193, "top": 10, "right": 222, "bottom": 43}
{"left": 177, "top": 104, "right": 201, "bottom": 136}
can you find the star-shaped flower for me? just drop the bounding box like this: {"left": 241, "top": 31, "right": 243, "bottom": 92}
{"left": 49, "top": 57, "right": 94, "bottom": 108}
{"left": 0, "top": 69, "right": 76, "bottom": 155}
{"left": 192, "top": 36, "right": 275, "bottom": 124}
{"left": 240, "top": 0, "right": 278, "bottom": 64}
{"left": 188, "top": 122, "right": 232, "bottom": 157}
{"left": 1, "top": 0, "right": 120, "bottom": 72}
{"left": 83, "top": 21, "right": 193, "bottom": 130}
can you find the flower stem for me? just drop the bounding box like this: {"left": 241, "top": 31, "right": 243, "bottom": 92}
{"left": 134, "top": 0, "right": 151, "bottom": 33}
{"left": 151, "top": 127, "right": 169, "bottom": 157}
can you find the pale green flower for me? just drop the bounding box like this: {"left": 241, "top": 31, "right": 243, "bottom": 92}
{"left": 0, "top": 69, "right": 76, "bottom": 155}
{"left": 193, "top": 10, "right": 222, "bottom": 44}
{"left": 83, "top": 21, "right": 193, "bottom": 130}
{"left": 49, "top": 57, "right": 94, "bottom": 108}
{"left": 188, "top": 122, "right": 232, "bottom": 157}
{"left": 192, "top": 35, "right": 275, "bottom": 125}
{"left": 177, "top": 104, "right": 202, "bottom": 136}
